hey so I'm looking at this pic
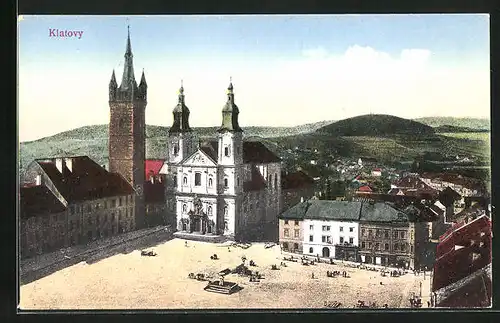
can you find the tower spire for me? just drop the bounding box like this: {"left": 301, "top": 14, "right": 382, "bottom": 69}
{"left": 119, "top": 25, "right": 136, "bottom": 91}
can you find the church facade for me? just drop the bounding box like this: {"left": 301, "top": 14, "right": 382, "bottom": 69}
{"left": 161, "top": 82, "right": 282, "bottom": 241}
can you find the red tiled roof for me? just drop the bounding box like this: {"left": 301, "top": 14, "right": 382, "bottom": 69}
{"left": 36, "top": 156, "right": 134, "bottom": 203}
{"left": 20, "top": 185, "right": 66, "bottom": 219}
{"left": 145, "top": 159, "right": 165, "bottom": 178}
{"left": 433, "top": 215, "right": 491, "bottom": 292}
{"left": 144, "top": 181, "right": 165, "bottom": 204}
{"left": 281, "top": 171, "right": 315, "bottom": 190}
{"left": 358, "top": 185, "right": 373, "bottom": 192}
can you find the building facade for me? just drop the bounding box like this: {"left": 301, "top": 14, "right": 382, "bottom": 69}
{"left": 161, "top": 82, "right": 282, "bottom": 242}
{"left": 278, "top": 218, "right": 304, "bottom": 253}
{"left": 20, "top": 156, "right": 135, "bottom": 259}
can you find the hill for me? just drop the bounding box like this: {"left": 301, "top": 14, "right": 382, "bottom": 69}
{"left": 414, "top": 117, "right": 490, "bottom": 131}
{"left": 317, "top": 114, "right": 435, "bottom": 136}
{"left": 433, "top": 125, "right": 489, "bottom": 133}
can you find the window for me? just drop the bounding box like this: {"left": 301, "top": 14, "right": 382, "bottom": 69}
{"left": 208, "top": 206, "right": 212, "bottom": 216}
{"left": 183, "top": 176, "right": 188, "bottom": 185}
{"left": 375, "top": 243, "right": 380, "bottom": 250}
{"left": 224, "top": 221, "right": 229, "bottom": 230}
{"left": 294, "top": 229, "right": 300, "bottom": 238}
{"left": 224, "top": 178, "right": 228, "bottom": 188}
{"left": 322, "top": 225, "right": 327, "bottom": 231}
{"left": 173, "top": 145, "right": 179, "bottom": 156}
{"left": 393, "top": 231, "right": 398, "bottom": 239}
{"left": 295, "top": 220, "right": 299, "bottom": 226}
{"left": 410, "top": 245, "right": 414, "bottom": 253}
{"left": 282, "top": 242, "right": 289, "bottom": 250}
{"left": 112, "top": 199, "right": 116, "bottom": 208}
{"left": 339, "top": 226, "right": 344, "bottom": 232}
{"left": 384, "top": 230, "right": 389, "bottom": 238}
{"left": 119, "top": 198, "right": 122, "bottom": 207}
{"left": 394, "top": 243, "right": 399, "bottom": 251}
{"left": 224, "top": 147, "right": 229, "bottom": 157}
{"left": 368, "top": 229, "right": 373, "bottom": 237}
{"left": 401, "top": 243, "right": 407, "bottom": 252}
{"left": 326, "top": 226, "right": 331, "bottom": 231}
{"left": 361, "top": 242, "right": 366, "bottom": 249}
{"left": 349, "top": 227, "right": 354, "bottom": 232}
{"left": 208, "top": 178, "right": 213, "bottom": 187}
{"left": 224, "top": 206, "right": 228, "bottom": 216}
{"left": 274, "top": 174, "right": 278, "bottom": 188}
{"left": 368, "top": 242, "right": 372, "bottom": 249}
{"left": 284, "top": 220, "right": 289, "bottom": 225}
{"left": 293, "top": 243, "right": 299, "bottom": 250}
{"left": 376, "top": 229, "right": 380, "bottom": 237}
{"left": 361, "top": 228, "right": 365, "bottom": 236}
{"left": 309, "top": 235, "right": 314, "bottom": 242}
{"left": 349, "top": 237, "right": 354, "bottom": 244}
{"left": 309, "top": 225, "right": 314, "bottom": 230}
{"left": 309, "top": 247, "right": 313, "bottom": 253}
{"left": 322, "top": 236, "right": 327, "bottom": 243}
{"left": 173, "top": 175, "right": 178, "bottom": 187}
{"left": 182, "top": 204, "right": 187, "bottom": 213}
{"left": 385, "top": 243, "right": 389, "bottom": 251}
{"left": 237, "top": 177, "right": 240, "bottom": 186}
{"left": 86, "top": 204, "right": 92, "bottom": 213}
{"left": 400, "top": 231, "right": 405, "bottom": 239}
{"left": 339, "top": 236, "right": 344, "bottom": 244}
{"left": 327, "top": 236, "right": 332, "bottom": 244}
{"left": 194, "top": 172, "right": 201, "bottom": 186}
{"left": 284, "top": 229, "right": 289, "bottom": 237}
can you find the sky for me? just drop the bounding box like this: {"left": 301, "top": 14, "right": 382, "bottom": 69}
{"left": 18, "top": 14, "right": 490, "bottom": 142}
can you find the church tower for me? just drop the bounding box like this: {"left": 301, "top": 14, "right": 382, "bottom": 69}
{"left": 167, "top": 81, "right": 196, "bottom": 165}
{"left": 217, "top": 79, "right": 244, "bottom": 238}
{"left": 108, "top": 26, "right": 147, "bottom": 230}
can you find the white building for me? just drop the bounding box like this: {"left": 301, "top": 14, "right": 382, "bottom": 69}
{"left": 161, "top": 81, "right": 283, "bottom": 241}
{"left": 280, "top": 200, "right": 362, "bottom": 258}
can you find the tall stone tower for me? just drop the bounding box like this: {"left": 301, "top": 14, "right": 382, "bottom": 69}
{"left": 166, "top": 81, "right": 196, "bottom": 225}
{"left": 217, "top": 79, "right": 244, "bottom": 238}
{"left": 108, "top": 26, "right": 147, "bottom": 230}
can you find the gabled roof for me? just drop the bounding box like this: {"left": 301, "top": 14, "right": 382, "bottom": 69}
{"left": 358, "top": 185, "right": 373, "bottom": 192}
{"left": 243, "top": 165, "right": 267, "bottom": 192}
{"left": 359, "top": 202, "right": 409, "bottom": 223}
{"left": 20, "top": 185, "right": 66, "bottom": 219}
{"left": 145, "top": 159, "right": 165, "bottom": 178}
{"left": 144, "top": 181, "right": 165, "bottom": 204}
{"left": 181, "top": 148, "right": 217, "bottom": 166}
{"left": 35, "top": 156, "right": 134, "bottom": 203}
{"left": 280, "top": 200, "right": 362, "bottom": 222}
{"left": 281, "top": 171, "right": 315, "bottom": 190}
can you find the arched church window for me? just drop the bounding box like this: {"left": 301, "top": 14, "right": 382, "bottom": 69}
{"left": 237, "top": 177, "right": 240, "bottom": 186}
{"left": 224, "top": 221, "right": 228, "bottom": 230}
{"left": 182, "top": 204, "right": 187, "bottom": 213}
{"left": 208, "top": 178, "right": 213, "bottom": 187}
{"left": 224, "top": 178, "right": 228, "bottom": 188}
{"left": 224, "top": 147, "right": 229, "bottom": 157}
{"left": 208, "top": 206, "right": 212, "bottom": 215}
{"left": 183, "top": 176, "right": 188, "bottom": 185}
{"left": 224, "top": 206, "right": 228, "bottom": 216}
{"left": 173, "top": 145, "right": 179, "bottom": 156}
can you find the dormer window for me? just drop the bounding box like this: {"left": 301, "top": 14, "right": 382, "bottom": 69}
{"left": 224, "top": 147, "right": 230, "bottom": 157}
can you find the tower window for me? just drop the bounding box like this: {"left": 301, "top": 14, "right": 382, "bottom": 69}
{"left": 194, "top": 172, "right": 201, "bottom": 186}
{"left": 224, "top": 147, "right": 229, "bottom": 157}
{"left": 208, "top": 178, "right": 213, "bottom": 187}
{"left": 173, "top": 145, "right": 179, "bottom": 156}
{"left": 183, "top": 176, "right": 188, "bottom": 185}
{"left": 224, "top": 178, "right": 228, "bottom": 188}
{"left": 182, "top": 204, "right": 187, "bottom": 213}
{"left": 274, "top": 174, "right": 278, "bottom": 189}
{"left": 208, "top": 206, "right": 212, "bottom": 216}
{"left": 237, "top": 177, "right": 240, "bottom": 186}
{"left": 224, "top": 206, "right": 228, "bottom": 216}
{"left": 173, "top": 176, "right": 177, "bottom": 187}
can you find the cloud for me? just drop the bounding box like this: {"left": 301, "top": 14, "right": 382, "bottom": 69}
{"left": 18, "top": 44, "right": 489, "bottom": 141}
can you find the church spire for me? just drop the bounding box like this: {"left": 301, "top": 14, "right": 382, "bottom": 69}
{"left": 169, "top": 80, "right": 192, "bottom": 134}
{"left": 219, "top": 78, "right": 242, "bottom": 133}
{"left": 119, "top": 25, "right": 137, "bottom": 91}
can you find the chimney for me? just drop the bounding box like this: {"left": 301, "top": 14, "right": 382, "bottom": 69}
{"left": 36, "top": 174, "right": 42, "bottom": 186}
{"left": 64, "top": 158, "right": 73, "bottom": 172}
{"left": 55, "top": 158, "right": 64, "bottom": 173}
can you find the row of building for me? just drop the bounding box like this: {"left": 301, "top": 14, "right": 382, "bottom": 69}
{"left": 278, "top": 199, "right": 432, "bottom": 269}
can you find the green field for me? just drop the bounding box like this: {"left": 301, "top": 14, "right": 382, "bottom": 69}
{"left": 439, "top": 132, "right": 490, "bottom": 142}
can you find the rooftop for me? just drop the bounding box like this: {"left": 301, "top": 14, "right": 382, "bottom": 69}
{"left": 20, "top": 185, "right": 66, "bottom": 219}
